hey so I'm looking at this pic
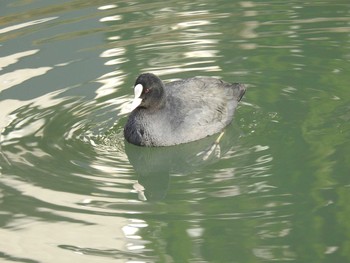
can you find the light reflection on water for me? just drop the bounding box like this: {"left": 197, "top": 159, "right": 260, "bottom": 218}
{"left": 1, "top": 0, "right": 350, "bottom": 262}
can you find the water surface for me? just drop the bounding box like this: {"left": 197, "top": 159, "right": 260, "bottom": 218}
{"left": 1, "top": 0, "right": 350, "bottom": 262}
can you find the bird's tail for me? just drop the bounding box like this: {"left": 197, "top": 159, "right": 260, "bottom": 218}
{"left": 232, "top": 83, "right": 246, "bottom": 102}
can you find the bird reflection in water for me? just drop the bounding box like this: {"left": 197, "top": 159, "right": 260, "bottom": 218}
{"left": 124, "top": 123, "right": 243, "bottom": 201}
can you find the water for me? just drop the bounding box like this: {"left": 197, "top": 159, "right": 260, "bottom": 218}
{"left": 1, "top": 0, "right": 350, "bottom": 262}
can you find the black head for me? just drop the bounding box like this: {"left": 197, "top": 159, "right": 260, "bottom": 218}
{"left": 132, "top": 73, "right": 165, "bottom": 110}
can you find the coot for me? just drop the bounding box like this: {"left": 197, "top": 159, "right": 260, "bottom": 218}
{"left": 124, "top": 73, "right": 245, "bottom": 146}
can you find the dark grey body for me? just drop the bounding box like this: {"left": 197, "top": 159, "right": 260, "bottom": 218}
{"left": 124, "top": 77, "right": 245, "bottom": 146}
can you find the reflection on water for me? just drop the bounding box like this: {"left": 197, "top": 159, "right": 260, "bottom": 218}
{"left": 1, "top": 0, "right": 350, "bottom": 262}
{"left": 125, "top": 123, "right": 243, "bottom": 201}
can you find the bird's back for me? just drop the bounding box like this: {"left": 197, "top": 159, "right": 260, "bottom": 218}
{"left": 162, "top": 77, "right": 245, "bottom": 144}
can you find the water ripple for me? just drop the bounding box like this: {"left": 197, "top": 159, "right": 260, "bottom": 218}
{"left": 2, "top": 0, "right": 348, "bottom": 262}
{"left": 0, "top": 17, "right": 58, "bottom": 34}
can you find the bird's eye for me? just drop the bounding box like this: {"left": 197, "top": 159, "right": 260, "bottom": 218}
{"left": 144, "top": 88, "right": 150, "bottom": 94}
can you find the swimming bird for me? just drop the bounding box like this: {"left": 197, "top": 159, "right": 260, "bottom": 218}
{"left": 124, "top": 73, "right": 245, "bottom": 146}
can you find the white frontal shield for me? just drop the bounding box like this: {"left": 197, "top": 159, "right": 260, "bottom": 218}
{"left": 129, "top": 84, "right": 143, "bottom": 111}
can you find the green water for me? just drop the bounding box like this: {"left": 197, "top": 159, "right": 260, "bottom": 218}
{"left": 1, "top": 0, "right": 350, "bottom": 262}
